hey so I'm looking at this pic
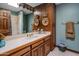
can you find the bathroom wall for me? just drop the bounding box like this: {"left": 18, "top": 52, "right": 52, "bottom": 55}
{"left": 11, "top": 11, "right": 18, "bottom": 16}
{"left": 28, "top": 13, "right": 34, "bottom": 32}
{"left": 56, "top": 3, "right": 79, "bottom": 52}
{"left": 26, "top": 13, "right": 34, "bottom": 32}
{"left": 18, "top": 11, "right": 24, "bottom": 34}
{"left": 23, "top": 13, "right": 28, "bottom": 33}
{"left": 23, "top": 13, "right": 34, "bottom": 33}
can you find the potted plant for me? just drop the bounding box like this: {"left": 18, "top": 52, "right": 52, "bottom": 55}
{"left": 0, "top": 33, "right": 6, "bottom": 48}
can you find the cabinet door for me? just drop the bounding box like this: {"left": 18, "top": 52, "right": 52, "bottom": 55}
{"left": 23, "top": 51, "right": 31, "bottom": 56}
{"left": 32, "top": 44, "right": 44, "bottom": 56}
{"left": 32, "top": 48, "right": 38, "bottom": 56}
{"left": 44, "top": 39, "right": 50, "bottom": 56}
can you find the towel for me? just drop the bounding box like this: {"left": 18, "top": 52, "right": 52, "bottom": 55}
{"left": 66, "top": 22, "right": 75, "bottom": 40}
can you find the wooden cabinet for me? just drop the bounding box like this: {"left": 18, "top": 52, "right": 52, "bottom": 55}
{"left": 0, "top": 35, "right": 51, "bottom": 56}
{"left": 22, "top": 51, "right": 31, "bottom": 56}
{"left": 32, "top": 36, "right": 51, "bottom": 56}
{"left": 10, "top": 46, "right": 30, "bottom": 56}
{"left": 33, "top": 3, "right": 56, "bottom": 51}
{"left": 0, "top": 9, "right": 12, "bottom": 36}
{"left": 31, "top": 39, "right": 44, "bottom": 56}
{"left": 0, "top": 45, "right": 31, "bottom": 56}
{"left": 44, "top": 41, "right": 50, "bottom": 55}
{"left": 32, "top": 44, "right": 44, "bottom": 56}
{"left": 44, "top": 37, "right": 50, "bottom": 55}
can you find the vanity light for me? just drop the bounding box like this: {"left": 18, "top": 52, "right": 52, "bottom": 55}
{"left": 34, "top": 11, "right": 41, "bottom": 15}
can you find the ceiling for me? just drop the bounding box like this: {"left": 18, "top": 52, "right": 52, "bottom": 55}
{"left": 0, "top": 3, "right": 61, "bottom": 14}
{"left": 27, "top": 3, "right": 61, "bottom": 7}
{"left": 0, "top": 3, "right": 32, "bottom": 14}
{"left": 27, "top": 3, "right": 41, "bottom": 7}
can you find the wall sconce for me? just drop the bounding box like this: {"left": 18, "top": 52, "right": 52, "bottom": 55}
{"left": 34, "top": 11, "right": 41, "bottom": 15}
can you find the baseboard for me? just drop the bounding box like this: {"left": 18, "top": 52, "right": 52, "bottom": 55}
{"left": 56, "top": 45, "right": 79, "bottom": 54}
{"left": 66, "top": 48, "right": 79, "bottom": 54}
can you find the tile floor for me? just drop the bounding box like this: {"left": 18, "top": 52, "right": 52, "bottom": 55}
{"left": 47, "top": 47, "right": 79, "bottom": 56}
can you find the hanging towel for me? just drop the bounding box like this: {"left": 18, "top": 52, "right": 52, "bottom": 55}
{"left": 66, "top": 22, "right": 75, "bottom": 40}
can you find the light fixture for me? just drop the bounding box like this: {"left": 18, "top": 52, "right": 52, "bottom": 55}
{"left": 34, "top": 11, "right": 41, "bottom": 15}
{"left": 8, "top": 3, "right": 18, "bottom": 8}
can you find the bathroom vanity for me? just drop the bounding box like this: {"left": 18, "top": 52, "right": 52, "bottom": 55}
{"left": 0, "top": 3, "right": 56, "bottom": 56}
{"left": 0, "top": 32, "right": 51, "bottom": 56}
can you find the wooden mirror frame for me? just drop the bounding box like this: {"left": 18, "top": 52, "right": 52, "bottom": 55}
{"left": 34, "top": 15, "right": 40, "bottom": 26}
{"left": 42, "top": 17, "right": 49, "bottom": 26}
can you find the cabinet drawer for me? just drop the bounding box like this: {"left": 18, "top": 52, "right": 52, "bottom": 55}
{"left": 32, "top": 40, "right": 43, "bottom": 48}
{"left": 10, "top": 46, "right": 30, "bottom": 56}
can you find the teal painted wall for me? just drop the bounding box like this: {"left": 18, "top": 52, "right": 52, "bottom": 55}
{"left": 23, "top": 13, "right": 34, "bottom": 33}
{"left": 11, "top": 11, "right": 18, "bottom": 16}
{"left": 23, "top": 13, "right": 28, "bottom": 33}
{"left": 56, "top": 3, "right": 79, "bottom": 52}
{"left": 27, "top": 13, "right": 34, "bottom": 32}
{"left": 28, "top": 13, "right": 34, "bottom": 32}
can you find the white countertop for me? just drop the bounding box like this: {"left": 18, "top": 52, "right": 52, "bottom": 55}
{"left": 0, "top": 32, "right": 51, "bottom": 54}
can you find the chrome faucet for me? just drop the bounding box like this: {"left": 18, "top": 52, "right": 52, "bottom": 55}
{"left": 37, "top": 28, "right": 44, "bottom": 34}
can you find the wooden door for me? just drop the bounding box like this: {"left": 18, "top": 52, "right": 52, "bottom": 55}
{"left": 0, "top": 10, "right": 12, "bottom": 35}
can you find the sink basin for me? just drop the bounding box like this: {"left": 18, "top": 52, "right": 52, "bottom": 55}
{"left": 31, "top": 35, "right": 39, "bottom": 38}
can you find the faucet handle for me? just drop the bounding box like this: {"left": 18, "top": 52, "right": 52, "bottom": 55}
{"left": 41, "top": 29, "right": 43, "bottom": 31}
{"left": 37, "top": 28, "right": 40, "bottom": 31}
